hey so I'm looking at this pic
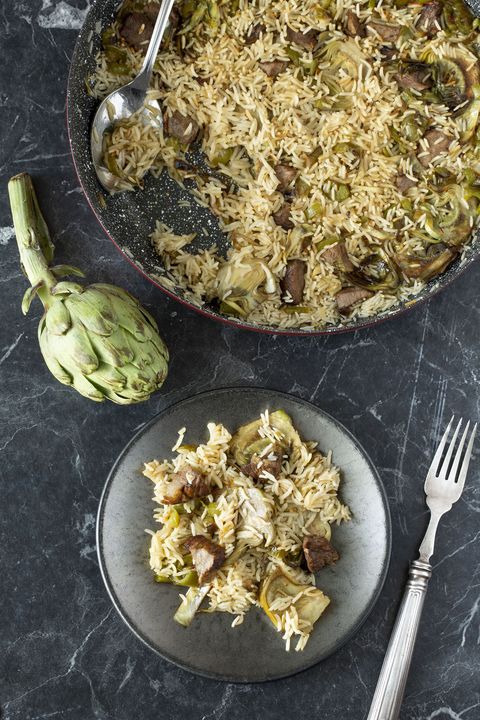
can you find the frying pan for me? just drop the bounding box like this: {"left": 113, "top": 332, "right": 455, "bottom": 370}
{"left": 67, "top": 0, "right": 480, "bottom": 335}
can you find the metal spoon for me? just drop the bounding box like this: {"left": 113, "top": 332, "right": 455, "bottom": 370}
{"left": 91, "top": 0, "right": 175, "bottom": 193}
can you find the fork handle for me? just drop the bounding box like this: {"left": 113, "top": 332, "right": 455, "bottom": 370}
{"left": 366, "top": 560, "right": 432, "bottom": 720}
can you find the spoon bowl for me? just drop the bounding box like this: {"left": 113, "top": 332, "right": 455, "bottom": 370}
{"left": 90, "top": 0, "right": 175, "bottom": 193}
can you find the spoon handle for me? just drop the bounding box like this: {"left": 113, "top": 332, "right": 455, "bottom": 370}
{"left": 134, "top": 0, "right": 176, "bottom": 91}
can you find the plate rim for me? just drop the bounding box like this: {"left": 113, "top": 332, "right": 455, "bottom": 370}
{"left": 96, "top": 387, "right": 392, "bottom": 682}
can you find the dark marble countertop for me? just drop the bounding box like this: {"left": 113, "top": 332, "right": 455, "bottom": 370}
{"left": 1, "top": 2, "right": 479, "bottom": 718}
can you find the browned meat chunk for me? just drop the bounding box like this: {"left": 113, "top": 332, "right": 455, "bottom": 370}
{"left": 179, "top": 467, "right": 211, "bottom": 499}
{"left": 303, "top": 535, "right": 339, "bottom": 572}
{"left": 395, "top": 174, "right": 417, "bottom": 193}
{"left": 241, "top": 445, "right": 284, "bottom": 482}
{"left": 417, "top": 0, "right": 443, "bottom": 37}
{"left": 184, "top": 536, "right": 226, "bottom": 584}
{"left": 286, "top": 26, "right": 318, "bottom": 50}
{"left": 379, "top": 45, "right": 397, "bottom": 60}
{"left": 321, "top": 243, "right": 354, "bottom": 272}
{"left": 419, "top": 129, "right": 451, "bottom": 167}
{"left": 368, "top": 21, "right": 401, "bottom": 42}
{"left": 273, "top": 203, "right": 294, "bottom": 230}
{"left": 395, "top": 63, "right": 432, "bottom": 91}
{"left": 161, "top": 466, "right": 211, "bottom": 504}
{"left": 259, "top": 60, "right": 289, "bottom": 77}
{"left": 119, "top": 12, "right": 155, "bottom": 51}
{"left": 164, "top": 110, "right": 200, "bottom": 144}
{"left": 345, "top": 10, "right": 366, "bottom": 38}
{"left": 335, "top": 287, "right": 373, "bottom": 313}
{"left": 241, "top": 456, "right": 282, "bottom": 481}
{"left": 143, "top": 3, "right": 180, "bottom": 32}
{"left": 144, "top": 2, "right": 160, "bottom": 22}
{"left": 274, "top": 163, "right": 297, "bottom": 191}
{"left": 161, "top": 475, "right": 186, "bottom": 505}
{"left": 245, "top": 22, "right": 266, "bottom": 45}
{"left": 281, "top": 259, "right": 306, "bottom": 304}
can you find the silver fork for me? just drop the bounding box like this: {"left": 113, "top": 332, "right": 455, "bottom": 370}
{"left": 367, "top": 417, "right": 477, "bottom": 720}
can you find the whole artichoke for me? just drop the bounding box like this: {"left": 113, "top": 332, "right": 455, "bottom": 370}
{"left": 8, "top": 173, "right": 169, "bottom": 404}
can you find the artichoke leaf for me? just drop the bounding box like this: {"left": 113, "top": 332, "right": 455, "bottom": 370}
{"left": 38, "top": 320, "right": 73, "bottom": 385}
{"left": 92, "top": 283, "right": 139, "bottom": 309}
{"left": 117, "top": 305, "right": 154, "bottom": 343}
{"left": 88, "top": 327, "right": 135, "bottom": 367}
{"left": 66, "top": 288, "right": 117, "bottom": 336}
{"left": 51, "top": 281, "right": 84, "bottom": 296}
{"left": 50, "top": 265, "right": 85, "bottom": 280}
{"left": 86, "top": 363, "right": 126, "bottom": 392}
{"left": 22, "top": 282, "right": 44, "bottom": 315}
{"left": 44, "top": 299, "right": 72, "bottom": 336}
{"left": 138, "top": 304, "right": 161, "bottom": 333}
{"left": 70, "top": 371, "right": 107, "bottom": 402}
{"left": 47, "top": 323, "right": 99, "bottom": 375}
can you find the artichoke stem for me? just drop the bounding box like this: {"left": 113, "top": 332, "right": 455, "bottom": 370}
{"left": 8, "top": 173, "right": 57, "bottom": 309}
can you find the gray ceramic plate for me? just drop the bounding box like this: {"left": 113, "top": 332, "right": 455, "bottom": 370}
{"left": 97, "top": 388, "right": 391, "bottom": 682}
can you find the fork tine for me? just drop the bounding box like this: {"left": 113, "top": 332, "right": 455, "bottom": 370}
{"left": 439, "top": 417, "right": 463, "bottom": 478}
{"left": 429, "top": 416, "right": 454, "bottom": 477}
{"left": 455, "top": 423, "right": 477, "bottom": 493}
{"left": 448, "top": 421, "right": 469, "bottom": 483}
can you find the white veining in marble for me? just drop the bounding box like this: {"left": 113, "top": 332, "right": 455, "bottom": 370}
{"left": 0, "top": 226, "right": 14, "bottom": 245}
{"left": 37, "top": 0, "right": 90, "bottom": 29}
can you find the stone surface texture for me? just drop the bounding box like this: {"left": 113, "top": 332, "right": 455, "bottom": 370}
{"left": 0, "top": 2, "right": 479, "bottom": 718}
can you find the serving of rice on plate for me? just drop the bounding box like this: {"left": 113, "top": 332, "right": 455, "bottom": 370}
{"left": 143, "top": 409, "right": 350, "bottom": 652}
{"left": 90, "top": 0, "right": 480, "bottom": 329}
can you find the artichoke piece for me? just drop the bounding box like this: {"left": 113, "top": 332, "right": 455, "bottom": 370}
{"left": 8, "top": 173, "right": 169, "bottom": 404}
{"left": 216, "top": 259, "right": 275, "bottom": 317}
{"left": 430, "top": 55, "right": 480, "bottom": 137}
{"left": 459, "top": 85, "right": 480, "bottom": 142}
{"left": 259, "top": 567, "right": 330, "bottom": 630}
{"left": 333, "top": 183, "right": 350, "bottom": 202}
{"left": 424, "top": 186, "right": 475, "bottom": 245}
{"left": 209, "top": 147, "right": 234, "bottom": 166}
{"left": 443, "top": 0, "right": 477, "bottom": 35}
{"left": 347, "top": 248, "right": 399, "bottom": 291}
{"left": 432, "top": 58, "right": 468, "bottom": 109}
{"left": 174, "top": 586, "right": 210, "bottom": 627}
{"left": 178, "top": 1, "right": 207, "bottom": 34}
{"left": 230, "top": 410, "right": 300, "bottom": 467}
{"left": 281, "top": 305, "right": 311, "bottom": 314}
{"left": 306, "top": 516, "right": 332, "bottom": 541}
{"left": 156, "top": 570, "right": 198, "bottom": 587}
{"left": 396, "top": 248, "right": 457, "bottom": 281}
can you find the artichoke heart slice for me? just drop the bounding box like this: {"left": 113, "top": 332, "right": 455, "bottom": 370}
{"left": 230, "top": 409, "right": 300, "bottom": 466}
{"left": 260, "top": 567, "right": 330, "bottom": 631}
{"left": 217, "top": 259, "right": 276, "bottom": 316}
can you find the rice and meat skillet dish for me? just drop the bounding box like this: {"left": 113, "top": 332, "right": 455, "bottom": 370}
{"left": 90, "top": 0, "right": 480, "bottom": 329}
{"left": 143, "top": 411, "right": 350, "bottom": 651}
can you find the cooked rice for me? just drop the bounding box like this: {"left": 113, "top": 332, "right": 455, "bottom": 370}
{"left": 91, "top": 0, "right": 480, "bottom": 329}
{"left": 144, "top": 411, "right": 350, "bottom": 651}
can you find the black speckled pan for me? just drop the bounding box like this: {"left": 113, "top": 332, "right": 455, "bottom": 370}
{"left": 67, "top": 0, "right": 480, "bottom": 335}
{"left": 97, "top": 388, "right": 391, "bottom": 681}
